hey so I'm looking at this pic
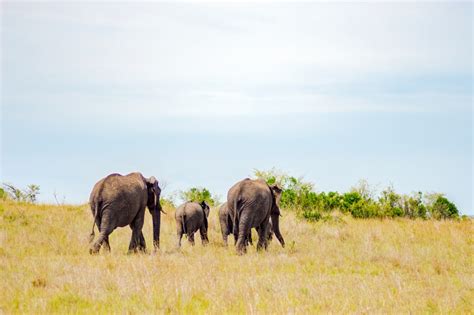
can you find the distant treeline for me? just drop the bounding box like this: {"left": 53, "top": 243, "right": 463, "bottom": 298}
{"left": 2, "top": 169, "right": 461, "bottom": 221}
{"left": 254, "top": 168, "right": 460, "bottom": 220}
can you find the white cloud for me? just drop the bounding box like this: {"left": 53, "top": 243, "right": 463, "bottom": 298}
{"left": 2, "top": 1, "right": 472, "bottom": 123}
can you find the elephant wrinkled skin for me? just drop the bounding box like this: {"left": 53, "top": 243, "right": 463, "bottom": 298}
{"left": 89, "top": 172, "right": 163, "bottom": 254}
{"left": 227, "top": 178, "right": 284, "bottom": 255}
{"left": 175, "top": 201, "right": 210, "bottom": 247}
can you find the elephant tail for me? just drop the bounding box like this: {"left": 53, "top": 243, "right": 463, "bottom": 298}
{"left": 182, "top": 213, "right": 187, "bottom": 236}
{"left": 181, "top": 203, "right": 187, "bottom": 236}
{"left": 232, "top": 197, "right": 241, "bottom": 237}
{"left": 89, "top": 200, "right": 101, "bottom": 243}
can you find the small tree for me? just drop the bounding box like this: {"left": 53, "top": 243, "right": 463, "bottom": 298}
{"left": 2, "top": 183, "right": 40, "bottom": 203}
{"left": 379, "top": 185, "right": 403, "bottom": 217}
{"left": 401, "top": 192, "right": 426, "bottom": 219}
{"left": 180, "top": 187, "right": 217, "bottom": 206}
{"left": 24, "top": 185, "right": 40, "bottom": 203}
{"left": 429, "top": 196, "right": 459, "bottom": 219}
{"left": 350, "top": 179, "right": 376, "bottom": 201}
{"left": 3, "top": 183, "right": 24, "bottom": 201}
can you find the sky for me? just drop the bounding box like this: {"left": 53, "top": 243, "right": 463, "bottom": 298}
{"left": 1, "top": 2, "right": 472, "bottom": 214}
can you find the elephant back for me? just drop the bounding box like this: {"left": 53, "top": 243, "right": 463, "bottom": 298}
{"left": 90, "top": 172, "right": 148, "bottom": 213}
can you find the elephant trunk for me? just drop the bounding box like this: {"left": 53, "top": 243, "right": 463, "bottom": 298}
{"left": 271, "top": 213, "right": 285, "bottom": 248}
{"left": 152, "top": 204, "right": 161, "bottom": 250}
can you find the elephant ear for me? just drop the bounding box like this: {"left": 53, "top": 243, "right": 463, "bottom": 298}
{"left": 200, "top": 201, "right": 210, "bottom": 217}
{"left": 146, "top": 176, "right": 161, "bottom": 210}
{"left": 269, "top": 184, "right": 283, "bottom": 216}
{"left": 147, "top": 176, "right": 160, "bottom": 194}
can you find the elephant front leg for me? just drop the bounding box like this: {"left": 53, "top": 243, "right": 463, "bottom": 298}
{"left": 138, "top": 232, "right": 147, "bottom": 252}
{"left": 247, "top": 230, "right": 253, "bottom": 246}
{"left": 129, "top": 210, "right": 146, "bottom": 254}
{"left": 188, "top": 233, "right": 195, "bottom": 246}
{"left": 128, "top": 229, "right": 140, "bottom": 254}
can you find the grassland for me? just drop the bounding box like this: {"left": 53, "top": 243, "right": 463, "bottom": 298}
{"left": 0, "top": 199, "right": 472, "bottom": 314}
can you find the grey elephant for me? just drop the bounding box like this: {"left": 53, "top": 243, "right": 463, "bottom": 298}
{"left": 219, "top": 202, "right": 253, "bottom": 246}
{"left": 227, "top": 178, "right": 285, "bottom": 254}
{"left": 175, "top": 201, "right": 210, "bottom": 247}
{"left": 89, "top": 172, "right": 163, "bottom": 254}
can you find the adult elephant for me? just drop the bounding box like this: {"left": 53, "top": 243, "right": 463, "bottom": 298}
{"left": 227, "top": 178, "right": 284, "bottom": 254}
{"left": 89, "top": 172, "right": 163, "bottom": 254}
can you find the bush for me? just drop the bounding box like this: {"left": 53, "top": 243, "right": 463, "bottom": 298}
{"left": 341, "top": 192, "right": 362, "bottom": 212}
{"left": 180, "top": 187, "right": 217, "bottom": 206}
{"left": 253, "top": 168, "right": 460, "bottom": 221}
{"left": 349, "top": 200, "right": 381, "bottom": 218}
{"left": 378, "top": 185, "right": 404, "bottom": 217}
{"left": 301, "top": 208, "right": 322, "bottom": 221}
{"left": 401, "top": 192, "right": 427, "bottom": 219}
{"left": 2, "top": 183, "right": 40, "bottom": 203}
{"left": 159, "top": 197, "right": 176, "bottom": 209}
{"left": 430, "top": 196, "right": 459, "bottom": 219}
{"left": 0, "top": 188, "right": 7, "bottom": 200}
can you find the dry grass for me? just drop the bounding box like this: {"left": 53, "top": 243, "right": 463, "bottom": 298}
{"left": 0, "top": 199, "right": 472, "bottom": 314}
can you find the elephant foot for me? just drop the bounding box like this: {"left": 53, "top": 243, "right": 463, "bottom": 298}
{"left": 89, "top": 246, "right": 100, "bottom": 255}
{"left": 236, "top": 246, "right": 247, "bottom": 255}
{"left": 256, "top": 243, "right": 266, "bottom": 251}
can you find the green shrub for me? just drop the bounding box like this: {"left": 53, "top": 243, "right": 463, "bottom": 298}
{"left": 430, "top": 196, "right": 459, "bottom": 219}
{"left": 301, "top": 208, "right": 322, "bottom": 221}
{"left": 2, "top": 183, "right": 40, "bottom": 203}
{"left": 180, "top": 187, "right": 217, "bottom": 206}
{"left": 401, "top": 192, "right": 427, "bottom": 219}
{"left": 341, "top": 192, "right": 362, "bottom": 212}
{"left": 349, "top": 200, "right": 382, "bottom": 218}
{"left": 253, "top": 168, "right": 460, "bottom": 221}
{"left": 0, "top": 188, "right": 6, "bottom": 200}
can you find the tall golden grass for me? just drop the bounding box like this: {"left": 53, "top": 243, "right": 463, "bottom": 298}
{"left": 0, "top": 199, "right": 472, "bottom": 314}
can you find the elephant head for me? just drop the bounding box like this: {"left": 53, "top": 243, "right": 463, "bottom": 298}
{"left": 269, "top": 184, "right": 285, "bottom": 247}
{"left": 146, "top": 176, "right": 163, "bottom": 249}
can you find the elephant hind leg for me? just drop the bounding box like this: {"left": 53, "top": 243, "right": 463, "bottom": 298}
{"left": 221, "top": 228, "right": 229, "bottom": 247}
{"left": 128, "top": 209, "right": 146, "bottom": 254}
{"left": 256, "top": 218, "right": 270, "bottom": 251}
{"left": 103, "top": 235, "right": 111, "bottom": 252}
{"left": 176, "top": 220, "right": 184, "bottom": 248}
{"left": 89, "top": 214, "right": 114, "bottom": 254}
{"left": 220, "top": 217, "right": 231, "bottom": 246}
{"left": 236, "top": 217, "right": 251, "bottom": 255}
{"left": 90, "top": 229, "right": 114, "bottom": 254}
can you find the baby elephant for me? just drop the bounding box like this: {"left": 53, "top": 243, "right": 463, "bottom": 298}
{"left": 175, "top": 201, "right": 210, "bottom": 247}
{"left": 219, "top": 202, "right": 252, "bottom": 246}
